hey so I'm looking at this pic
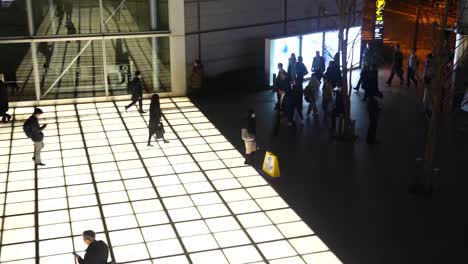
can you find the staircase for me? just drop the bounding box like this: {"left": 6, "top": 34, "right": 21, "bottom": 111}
{"left": 12, "top": 0, "right": 171, "bottom": 101}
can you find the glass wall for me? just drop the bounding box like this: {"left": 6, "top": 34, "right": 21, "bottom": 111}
{"left": 31, "top": 0, "right": 169, "bottom": 36}
{"left": 105, "top": 37, "right": 171, "bottom": 96}
{"left": 0, "top": 43, "right": 36, "bottom": 101}
{"left": 266, "top": 27, "right": 362, "bottom": 85}
{"left": 324, "top": 31, "right": 339, "bottom": 68}
{"left": 0, "top": 0, "right": 172, "bottom": 102}
{"left": 302, "top": 33, "right": 324, "bottom": 79}
{"left": 0, "top": 1, "right": 29, "bottom": 37}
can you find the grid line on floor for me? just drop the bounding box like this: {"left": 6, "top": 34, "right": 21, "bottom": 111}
{"left": 0, "top": 98, "right": 342, "bottom": 264}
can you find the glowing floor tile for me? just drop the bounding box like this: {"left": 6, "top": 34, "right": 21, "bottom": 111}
{"left": 270, "top": 256, "right": 305, "bottom": 264}
{"left": 289, "top": 236, "right": 328, "bottom": 254}
{"left": 182, "top": 234, "right": 219, "bottom": 252}
{"left": 147, "top": 239, "right": 184, "bottom": 258}
{"left": 198, "top": 203, "right": 230, "bottom": 218}
{"left": 153, "top": 255, "right": 190, "bottom": 264}
{"left": 222, "top": 245, "right": 264, "bottom": 264}
{"left": 39, "top": 237, "right": 73, "bottom": 256}
{"left": 220, "top": 189, "right": 251, "bottom": 202}
{"left": 168, "top": 207, "right": 201, "bottom": 222}
{"left": 190, "top": 192, "right": 222, "bottom": 206}
{"left": 184, "top": 181, "right": 213, "bottom": 194}
{"left": 205, "top": 216, "right": 241, "bottom": 233}
{"left": 277, "top": 221, "right": 314, "bottom": 238}
{"left": 39, "top": 210, "right": 69, "bottom": 226}
{"left": 39, "top": 222, "right": 71, "bottom": 239}
{"left": 113, "top": 243, "right": 150, "bottom": 263}
{"left": 71, "top": 219, "right": 105, "bottom": 235}
{"left": 237, "top": 212, "right": 273, "bottom": 228}
{"left": 141, "top": 224, "right": 177, "bottom": 242}
{"left": 132, "top": 200, "right": 163, "bottom": 213}
{"left": 213, "top": 229, "right": 250, "bottom": 247}
{"left": 258, "top": 240, "right": 298, "bottom": 260}
{"left": 6, "top": 190, "right": 35, "bottom": 203}
{"left": 186, "top": 144, "right": 213, "bottom": 153}
{"left": 38, "top": 198, "right": 68, "bottom": 212}
{"left": 136, "top": 211, "right": 169, "bottom": 226}
{"left": 163, "top": 195, "right": 194, "bottom": 209}
{"left": 177, "top": 172, "right": 206, "bottom": 184}
{"left": 3, "top": 214, "right": 35, "bottom": 229}
{"left": 303, "top": 251, "right": 342, "bottom": 264}
{"left": 157, "top": 184, "right": 187, "bottom": 197}
{"left": 109, "top": 229, "right": 144, "bottom": 247}
{"left": 256, "top": 196, "right": 289, "bottom": 211}
{"left": 190, "top": 250, "right": 228, "bottom": 264}
{"left": 128, "top": 188, "right": 158, "bottom": 200}
{"left": 1, "top": 227, "right": 35, "bottom": 244}
{"left": 247, "top": 225, "right": 284, "bottom": 243}
{"left": 105, "top": 215, "right": 139, "bottom": 230}
{"left": 0, "top": 243, "right": 36, "bottom": 262}
{"left": 68, "top": 194, "right": 97, "bottom": 208}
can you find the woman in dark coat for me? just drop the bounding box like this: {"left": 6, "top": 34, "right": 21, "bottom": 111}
{"left": 0, "top": 81, "right": 12, "bottom": 123}
{"left": 147, "top": 94, "right": 169, "bottom": 146}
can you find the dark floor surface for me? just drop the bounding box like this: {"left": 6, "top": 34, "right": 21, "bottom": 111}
{"left": 191, "top": 69, "right": 468, "bottom": 264}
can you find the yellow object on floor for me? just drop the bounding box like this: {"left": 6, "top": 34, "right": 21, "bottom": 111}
{"left": 262, "top": 151, "right": 280, "bottom": 178}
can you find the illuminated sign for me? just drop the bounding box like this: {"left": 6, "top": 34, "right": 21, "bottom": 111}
{"left": 374, "top": 0, "right": 385, "bottom": 40}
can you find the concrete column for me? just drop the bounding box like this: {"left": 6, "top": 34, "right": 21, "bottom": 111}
{"left": 169, "top": 0, "right": 187, "bottom": 96}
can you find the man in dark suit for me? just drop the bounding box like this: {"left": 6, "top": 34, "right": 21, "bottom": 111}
{"left": 24, "top": 108, "right": 47, "bottom": 166}
{"left": 125, "top": 71, "right": 146, "bottom": 113}
{"left": 75, "top": 230, "right": 109, "bottom": 264}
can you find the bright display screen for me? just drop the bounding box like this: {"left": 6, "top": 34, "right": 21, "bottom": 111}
{"left": 301, "top": 33, "right": 323, "bottom": 79}
{"left": 266, "top": 27, "right": 361, "bottom": 85}
{"left": 268, "top": 36, "right": 300, "bottom": 85}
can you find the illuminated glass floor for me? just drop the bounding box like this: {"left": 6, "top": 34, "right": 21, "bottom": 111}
{"left": 0, "top": 98, "right": 342, "bottom": 264}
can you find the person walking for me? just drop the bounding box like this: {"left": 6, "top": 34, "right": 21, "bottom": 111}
{"left": 295, "top": 56, "right": 309, "bottom": 85}
{"left": 189, "top": 60, "right": 204, "bottom": 95}
{"left": 274, "top": 63, "right": 287, "bottom": 110}
{"left": 0, "top": 81, "right": 12, "bottom": 123}
{"left": 125, "top": 71, "right": 146, "bottom": 113}
{"left": 74, "top": 230, "right": 109, "bottom": 264}
{"left": 242, "top": 109, "right": 257, "bottom": 165}
{"left": 24, "top": 108, "right": 47, "bottom": 166}
{"left": 304, "top": 74, "right": 320, "bottom": 116}
{"left": 312, "top": 51, "right": 326, "bottom": 82}
{"left": 147, "top": 94, "right": 169, "bottom": 147}
{"left": 322, "top": 77, "right": 333, "bottom": 119}
{"left": 386, "top": 44, "right": 404, "bottom": 86}
{"left": 407, "top": 48, "right": 419, "bottom": 88}
{"left": 325, "top": 61, "right": 342, "bottom": 88}
{"left": 287, "top": 53, "right": 297, "bottom": 82}
{"left": 423, "top": 53, "right": 434, "bottom": 116}
{"left": 292, "top": 80, "right": 304, "bottom": 124}
{"left": 354, "top": 43, "right": 372, "bottom": 92}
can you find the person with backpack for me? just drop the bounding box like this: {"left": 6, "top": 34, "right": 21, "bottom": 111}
{"left": 147, "top": 94, "right": 169, "bottom": 147}
{"left": 24, "top": 108, "right": 47, "bottom": 166}
{"left": 125, "top": 71, "right": 146, "bottom": 113}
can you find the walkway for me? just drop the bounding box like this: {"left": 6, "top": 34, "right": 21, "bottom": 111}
{"left": 0, "top": 98, "right": 340, "bottom": 263}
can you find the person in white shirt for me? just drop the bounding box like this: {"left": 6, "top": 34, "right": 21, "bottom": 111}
{"left": 407, "top": 48, "right": 419, "bottom": 88}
